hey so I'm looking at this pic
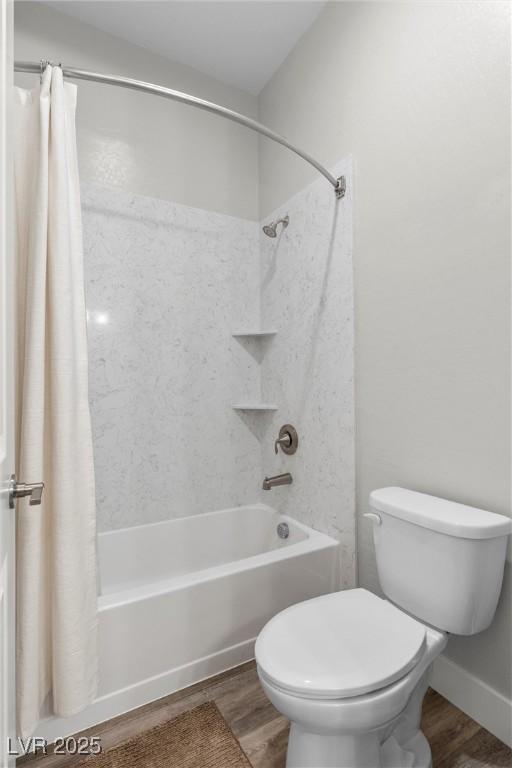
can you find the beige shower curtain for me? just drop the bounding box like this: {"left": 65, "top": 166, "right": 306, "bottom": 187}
{"left": 14, "top": 65, "right": 98, "bottom": 737}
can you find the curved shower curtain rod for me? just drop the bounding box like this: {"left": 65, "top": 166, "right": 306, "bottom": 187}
{"left": 14, "top": 60, "right": 346, "bottom": 199}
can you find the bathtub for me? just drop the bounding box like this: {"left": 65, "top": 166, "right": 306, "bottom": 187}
{"left": 40, "top": 504, "right": 339, "bottom": 739}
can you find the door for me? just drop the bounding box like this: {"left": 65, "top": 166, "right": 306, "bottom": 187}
{"left": 0, "top": 0, "right": 15, "bottom": 765}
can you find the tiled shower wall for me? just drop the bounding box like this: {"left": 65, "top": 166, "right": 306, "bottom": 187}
{"left": 82, "top": 185, "right": 261, "bottom": 531}
{"left": 259, "top": 159, "right": 355, "bottom": 587}
{"left": 82, "top": 163, "right": 354, "bottom": 584}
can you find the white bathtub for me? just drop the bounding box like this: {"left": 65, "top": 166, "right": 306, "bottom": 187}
{"left": 40, "top": 504, "right": 339, "bottom": 739}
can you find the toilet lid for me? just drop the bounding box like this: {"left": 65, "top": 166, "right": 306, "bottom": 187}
{"left": 255, "top": 589, "right": 427, "bottom": 699}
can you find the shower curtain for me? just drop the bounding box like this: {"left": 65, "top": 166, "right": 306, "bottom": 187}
{"left": 13, "top": 65, "right": 98, "bottom": 736}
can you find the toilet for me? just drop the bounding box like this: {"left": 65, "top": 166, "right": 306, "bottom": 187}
{"left": 255, "top": 487, "right": 512, "bottom": 768}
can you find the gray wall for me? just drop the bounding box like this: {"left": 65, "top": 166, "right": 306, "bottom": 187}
{"left": 14, "top": 2, "right": 259, "bottom": 220}
{"left": 259, "top": 1, "right": 511, "bottom": 698}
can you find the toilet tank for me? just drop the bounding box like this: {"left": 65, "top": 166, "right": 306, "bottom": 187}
{"left": 368, "top": 488, "right": 512, "bottom": 635}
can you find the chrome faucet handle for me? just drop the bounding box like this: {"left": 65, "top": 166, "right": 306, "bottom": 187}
{"left": 274, "top": 424, "right": 299, "bottom": 455}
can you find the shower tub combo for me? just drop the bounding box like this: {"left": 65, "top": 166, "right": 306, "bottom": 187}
{"left": 40, "top": 503, "right": 339, "bottom": 739}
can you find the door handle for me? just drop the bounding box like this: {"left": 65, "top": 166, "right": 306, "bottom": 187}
{"left": 9, "top": 475, "right": 44, "bottom": 508}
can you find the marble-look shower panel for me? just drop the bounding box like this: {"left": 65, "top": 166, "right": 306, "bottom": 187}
{"left": 259, "top": 159, "right": 355, "bottom": 587}
{"left": 82, "top": 184, "right": 261, "bottom": 531}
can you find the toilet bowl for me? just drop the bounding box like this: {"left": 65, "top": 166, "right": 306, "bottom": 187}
{"left": 256, "top": 488, "right": 512, "bottom": 768}
{"left": 256, "top": 589, "right": 447, "bottom": 768}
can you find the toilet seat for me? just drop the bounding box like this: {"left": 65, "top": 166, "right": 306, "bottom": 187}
{"left": 255, "top": 588, "right": 427, "bottom": 700}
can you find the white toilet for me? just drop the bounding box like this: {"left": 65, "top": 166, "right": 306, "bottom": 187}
{"left": 255, "top": 487, "right": 511, "bottom": 768}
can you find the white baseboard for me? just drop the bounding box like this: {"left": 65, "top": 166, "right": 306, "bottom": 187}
{"left": 430, "top": 654, "right": 512, "bottom": 747}
{"left": 36, "top": 638, "right": 256, "bottom": 742}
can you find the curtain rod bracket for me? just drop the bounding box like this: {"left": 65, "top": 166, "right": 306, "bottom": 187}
{"left": 335, "top": 176, "right": 346, "bottom": 199}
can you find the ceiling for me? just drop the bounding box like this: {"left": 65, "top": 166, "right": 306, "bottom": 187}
{"left": 46, "top": 1, "right": 327, "bottom": 95}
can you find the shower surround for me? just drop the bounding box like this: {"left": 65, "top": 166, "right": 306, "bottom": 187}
{"left": 82, "top": 159, "right": 354, "bottom": 583}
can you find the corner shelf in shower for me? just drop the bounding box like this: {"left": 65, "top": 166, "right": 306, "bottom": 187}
{"left": 232, "top": 403, "right": 278, "bottom": 412}
{"left": 231, "top": 330, "right": 277, "bottom": 339}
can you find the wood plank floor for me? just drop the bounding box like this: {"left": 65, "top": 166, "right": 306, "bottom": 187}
{"left": 20, "top": 661, "right": 511, "bottom": 767}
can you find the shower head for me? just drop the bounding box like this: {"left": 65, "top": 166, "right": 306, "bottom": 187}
{"left": 262, "top": 215, "right": 289, "bottom": 238}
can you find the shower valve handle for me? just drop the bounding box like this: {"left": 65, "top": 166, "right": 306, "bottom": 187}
{"left": 274, "top": 433, "right": 292, "bottom": 454}
{"left": 274, "top": 425, "right": 299, "bottom": 455}
{"left": 9, "top": 475, "right": 44, "bottom": 508}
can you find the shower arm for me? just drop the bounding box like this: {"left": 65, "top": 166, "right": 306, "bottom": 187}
{"left": 14, "top": 60, "right": 346, "bottom": 199}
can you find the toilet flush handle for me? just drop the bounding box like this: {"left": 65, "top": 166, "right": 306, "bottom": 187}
{"left": 363, "top": 512, "right": 382, "bottom": 525}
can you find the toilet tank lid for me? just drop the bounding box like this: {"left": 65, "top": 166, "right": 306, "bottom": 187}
{"left": 370, "top": 487, "right": 512, "bottom": 540}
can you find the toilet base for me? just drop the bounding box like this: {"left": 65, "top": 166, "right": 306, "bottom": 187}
{"left": 285, "top": 725, "right": 431, "bottom": 768}
{"left": 285, "top": 674, "right": 432, "bottom": 768}
{"left": 286, "top": 725, "right": 381, "bottom": 768}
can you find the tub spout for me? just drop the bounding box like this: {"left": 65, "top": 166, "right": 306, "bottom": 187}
{"left": 262, "top": 473, "right": 293, "bottom": 491}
